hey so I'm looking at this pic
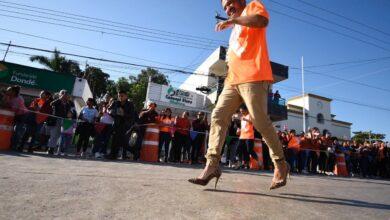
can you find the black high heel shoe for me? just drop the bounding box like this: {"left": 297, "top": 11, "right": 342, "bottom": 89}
{"left": 188, "top": 167, "right": 222, "bottom": 189}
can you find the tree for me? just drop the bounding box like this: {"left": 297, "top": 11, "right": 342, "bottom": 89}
{"left": 84, "top": 66, "right": 110, "bottom": 98}
{"left": 30, "top": 48, "right": 81, "bottom": 76}
{"left": 352, "top": 131, "right": 386, "bottom": 144}
{"left": 128, "top": 68, "right": 169, "bottom": 111}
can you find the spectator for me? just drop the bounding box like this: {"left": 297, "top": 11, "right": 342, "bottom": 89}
{"left": 191, "top": 112, "right": 208, "bottom": 164}
{"left": 307, "top": 127, "right": 320, "bottom": 174}
{"left": 92, "top": 98, "right": 114, "bottom": 159}
{"left": 273, "top": 90, "right": 281, "bottom": 103}
{"left": 298, "top": 132, "right": 311, "bottom": 174}
{"left": 107, "top": 91, "right": 136, "bottom": 160}
{"left": 235, "top": 105, "right": 259, "bottom": 169}
{"left": 286, "top": 130, "right": 300, "bottom": 173}
{"left": 18, "top": 90, "right": 51, "bottom": 152}
{"left": 46, "top": 90, "right": 73, "bottom": 155}
{"left": 377, "top": 142, "right": 387, "bottom": 178}
{"left": 172, "top": 111, "right": 191, "bottom": 163}
{"left": 318, "top": 132, "right": 331, "bottom": 174}
{"left": 158, "top": 108, "right": 173, "bottom": 163}
{"left": 76, "top": 98, "right": 98, "bottom": 157}
{"left": 326, "top": 138, "right": 337, "bottom": 175}
{"left": 58, "top": 108, "right": 76, "bottom": 156}
{"left": 5, "top": 86, "right": 28, "bottom": 151}
{"left": 225, "top": 112, "right": 241, "bottom": 168}
{"left": 134, "top": 101, "right": 158, "bottom": 160}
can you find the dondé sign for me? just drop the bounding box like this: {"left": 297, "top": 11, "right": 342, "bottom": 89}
{"left": 160, "top": 85, "right": 197, "bottom": 107}
{"left": 0, "top": 61, "right": 75, "bottom": 92}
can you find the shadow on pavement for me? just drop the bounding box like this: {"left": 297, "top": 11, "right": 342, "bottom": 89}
{"left": 204, "top": 189, "right": 390, "bottom": 210}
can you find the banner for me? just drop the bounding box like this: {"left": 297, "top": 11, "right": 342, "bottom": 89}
{"left": 0, "top": 61, "right": 75, "bottom": 92}
{"left": 160, "top": 85, "right": 197, "bottom": 107}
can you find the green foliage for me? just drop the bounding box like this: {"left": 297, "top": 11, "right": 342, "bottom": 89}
{"left": 30, "top": 49, "right": 82, "bottom": 76}
{"left": 116, "top": 77, "right": 131, "bottom": 93}
{"left": 29, "top": 50, "right": 169, "bottom": 106}
{"left": 127, "top": 68, "right": 169, "bottom": 111}
{"left": 84, "top": 66, "right": 110, "bottom": 98}
{"left": 352, "top": 131, "right": 386, "bottom": 144}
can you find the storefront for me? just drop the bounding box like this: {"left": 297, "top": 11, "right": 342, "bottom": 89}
{"left": 0, "top": 61, "right": 92, "bottom": 112}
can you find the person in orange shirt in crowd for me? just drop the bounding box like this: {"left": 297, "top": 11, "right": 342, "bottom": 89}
{"left": 298, "top": 131, "right": 311, "bottom": 174}
{"left": 189, "top": 0, "right": 288, "bottom": 190}
{"left": 286, "top": 130, "right": 300, "bottom": 173}
{"left": 235, "top": 105, "right": 260, "bottom": 169}
{"left": 19, "top": 90, "right": 52, "bottom": 153}
{"left": 172, "top": 111, "right": 191, "bottom": 163}
{"left": 158, "top": 108, "right": 173, "bottom": 163}
{"left": 307, "top": 127, "right": 320, "bottom": 174}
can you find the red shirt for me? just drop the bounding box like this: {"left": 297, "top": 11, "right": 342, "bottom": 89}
{"left": 175, "top": 117, "right": 190, "bottom": 136}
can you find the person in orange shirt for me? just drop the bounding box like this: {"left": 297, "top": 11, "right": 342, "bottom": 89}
{"left": 286, "top": 130, "right": 300, "bottom": 173}
{"left": 235, "top": 105, "right": 259, "bottom": 169}
{"left": 189, "top": 0, "right": 288, "bottom": 190}
{"left": 158, "top": 108, "right": 173, "bottom": 163}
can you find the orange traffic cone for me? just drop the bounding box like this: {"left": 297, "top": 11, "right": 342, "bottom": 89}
{"left": 140, "top": 125, "right": 160, "bottom": 162}
{"left": 334, "top": 153, "right": 349, "bottom": 177}
{"left": 0, "top": 109, "right": 15, "bottom": 151}
{"left": 249, "top": 139, "right": 264, "bottom": 170}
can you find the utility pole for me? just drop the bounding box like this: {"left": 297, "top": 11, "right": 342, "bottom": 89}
{"left": 301, "top": 56, "right": 306, "bottom": 133}
{"left": 2, "top": 41, "right": 11, "bottom": 61}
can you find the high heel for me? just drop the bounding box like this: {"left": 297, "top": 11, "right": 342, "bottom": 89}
{"left": 269, "top": 162, "right": 290, "bottom": 190}
{"left": 188, "top": 167, "right": 222, "bottom": 189}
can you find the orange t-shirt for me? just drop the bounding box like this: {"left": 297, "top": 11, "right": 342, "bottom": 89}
{"left": 159, "top": 116, "right": 172, "bottom": 133}
{"left": 240, "top": 114, "right": 254, "bottom": 140}
{"left": 288, "top": 135, "right": 300, "bottom": 150}
{"left": 226, "top": 1, "right": 273, "bottom": 85}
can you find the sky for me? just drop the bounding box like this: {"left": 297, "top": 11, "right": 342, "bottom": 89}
{"left": 0, "top": 0, "right": 389, "bottom": 140}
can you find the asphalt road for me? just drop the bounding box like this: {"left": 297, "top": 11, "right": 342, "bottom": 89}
{"left": 0, "top": 152, "right": 389, "bottom": 220}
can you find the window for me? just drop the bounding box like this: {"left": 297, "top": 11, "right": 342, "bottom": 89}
{"left": 317, "top": 113, "right": 324, "bottom": 124}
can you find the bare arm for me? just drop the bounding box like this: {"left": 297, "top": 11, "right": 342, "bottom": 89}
{"left": 216, "top": 14, "right": 268, "bottom": 31}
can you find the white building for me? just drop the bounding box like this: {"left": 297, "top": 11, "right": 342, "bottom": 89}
{"left": 273, "top": 93, "right": 352, "bottom": 139}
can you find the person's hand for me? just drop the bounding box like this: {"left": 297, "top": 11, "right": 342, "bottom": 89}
{"left": 215, "top": 19, "right": 234, "bottom": 32}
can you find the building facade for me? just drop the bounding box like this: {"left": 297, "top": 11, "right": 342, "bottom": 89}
{"left": 273, "top": 94, "right": 352, "bottom": 139}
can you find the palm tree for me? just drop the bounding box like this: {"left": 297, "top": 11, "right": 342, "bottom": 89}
{"left": 30, "top": 48, "right": 81, "bottom": 76}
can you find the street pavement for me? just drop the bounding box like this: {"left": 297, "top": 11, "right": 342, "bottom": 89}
{"left": 0, "top": 152, "right": 389, "bottom": 220}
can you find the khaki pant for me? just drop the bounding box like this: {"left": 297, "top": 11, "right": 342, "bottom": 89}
{"left": 206, "top": 81, "right": 284, "bottom": 167}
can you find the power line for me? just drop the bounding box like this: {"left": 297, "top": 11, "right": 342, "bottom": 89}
{"left": 0, "top": 7, "right": 222, "bottom": 49}
{"left": 0, "top": 27, "right": 202, "bottom": 71}
{"left": 267, "top": 0, "right": 390, "bottom": 46}
{"left": 1, "top": 48, "right": 204, "bottom": 88}
{"left": 0, "top": 42, "right": 215, "bottom": 78}
{"left": 274, "top": 85, "right": 390, "bottom": 112}
{"left": 308, "top": 66, "right": 390, "bottom": 93}
{"left": 302, "top": 56, "right": 390, "bottom": 69}
{"left": 294, "top": 0, "right": 390, "bottom": 38}
{"left": 267, "top": 7, "right": 390, "bottom": 52}
{"left": 303, "top": 68, "right": 390, "bottom": 93}
{"left": 0, "top": 11, "right": 217, "bottom": 50}
{"left": 0, "top": 0, "right": 228, "bottom": 45}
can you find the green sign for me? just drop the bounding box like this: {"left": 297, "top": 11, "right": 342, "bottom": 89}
{"left": 0, "top": 61, "right": 75, "bottom": 92}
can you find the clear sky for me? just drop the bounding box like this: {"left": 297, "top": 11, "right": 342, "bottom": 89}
{"left": 0, "top": 0, "right": 389, "bottom": 140}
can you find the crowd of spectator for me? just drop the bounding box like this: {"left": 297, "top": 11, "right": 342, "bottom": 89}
{"left": 1, "top": 85, "right": 389, "bottom": 179}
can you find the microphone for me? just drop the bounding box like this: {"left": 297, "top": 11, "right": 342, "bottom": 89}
{"left": 215, "top": 12, "right": 228, "bottom": 21}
